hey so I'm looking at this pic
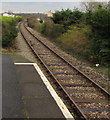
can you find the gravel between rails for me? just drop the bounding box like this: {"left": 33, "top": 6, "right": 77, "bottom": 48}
{"left": 15, "top": 26, "right": 78, "bottom": 118}
{"left": 26, "top": 25, "right": 109, "bottom": 93}
{"left": 20, "top": 23, "right": 110, "bottom": 119}
{"left": 15, "top": 23, "right": 109, "bottom": 93}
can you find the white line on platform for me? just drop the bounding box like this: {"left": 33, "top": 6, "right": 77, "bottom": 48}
{"left": 14, "top": 63, "right": 74, "bottom": 119}
{"left": 14, "top": 63, "right": 33, "bottom": 65}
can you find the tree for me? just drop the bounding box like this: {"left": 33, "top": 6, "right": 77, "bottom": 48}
{"left": 81, "top": 1, "right": 108, "bottom": 11}
{"left": 85, "top": 7, "right": 110, "bottom": 64}
{"left": 52, "top": 9, "right": 83, "bottom": 30}
{"left": 107, "top": 1, "right": 110, "bottom": 10}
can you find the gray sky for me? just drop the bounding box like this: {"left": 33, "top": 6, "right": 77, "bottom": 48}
{"left": 1, "top": 0, "right": 109, "bottom": 2}
{"left": 1, "top": 0, "right": 109, "bottom": 13}
{"left": 1, "top": 2, "right": 83, "bottom": 13}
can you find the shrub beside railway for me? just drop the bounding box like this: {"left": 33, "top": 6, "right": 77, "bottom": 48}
{"left": 0, "top": 16, "right": 22, "bottom": 47}
{"left": 57, "top": 24, "right": 91, "bottom": 56}
{"left": 27, "top": 7, "right": 110, "bottom": 66}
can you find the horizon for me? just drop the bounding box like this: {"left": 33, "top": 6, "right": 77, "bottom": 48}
{"left": 1, "top": 1, "right": 109, "bottom": 14}
{"left": 1, "top": 2, "right": 83, "bottom": 13}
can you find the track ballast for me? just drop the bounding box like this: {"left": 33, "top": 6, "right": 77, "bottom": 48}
{"left": 19, "top": 22, "right": 110, "bottom": 120}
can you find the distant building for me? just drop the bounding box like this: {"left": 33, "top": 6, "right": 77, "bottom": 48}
{"left": 37, "top": 18, "right": 40, "bottom": 21}
{"left": 45, "top": 11, "right": 53, "bottom": 17}
{"left": 2, "top": 12, "right": 15, "bottom": 17}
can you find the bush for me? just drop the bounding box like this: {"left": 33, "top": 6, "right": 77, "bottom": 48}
{"left": 52, "top": 9, "right": 83, "bottom": 30}
{"left": 35, "top": 22, "right": 44, "bottom": 33}
{"left": 41, "top": 19, "right": 65, "bottom": 39}
{"left": 2, "top": 21, "right": 18, "bottom": 47}
{"left": 1, "top": 16, "right": 22, "bottom": 47}
{"left": 57, "top": 24, "right": 91, "bottom": 55}
{"left": 26, "top": 8, "right": 110, "bottom": 65}
{"left": 27, "top": 16, "right": 37, "bottom": 28}
{"left": 16, "top": 16, "right": 22, "bottom": 22}
{"left": 85, "top": 7, "right": 110, "bottom": 64}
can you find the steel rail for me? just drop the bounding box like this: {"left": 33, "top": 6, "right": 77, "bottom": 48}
{"left": 19, "top": 22, "right": 110, "bottom": 120}
{"left": 24, "top": 22, "right": 110, "bottom": 97}
{"left": 19, "top": 22, "right": 87, "bottom": 120}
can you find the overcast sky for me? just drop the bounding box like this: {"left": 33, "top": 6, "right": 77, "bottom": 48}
{"left": 1, "top": 0, "right": 109, "bottom": 2}
{"left": 1, "top": 2, "right": 83, "bottom": 13}
{"left": 0, "top": 0, "right": 109, "bottom": 13}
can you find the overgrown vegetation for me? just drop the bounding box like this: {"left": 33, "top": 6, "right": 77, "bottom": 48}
{"left": 27, "top": 4, "right": 109, "bottom": 67}
{"left": 85, "top": 7, "right": 110, "bottom": 65}
{"left": 27, "top": 16, "right": 37, "bottom": 28}
{"left": 57, "top": 24, "right": 91, "bottom": 56}
{"left": 1, "top": 16, "right": 22, "bottom": 47}
{"left": 41, "top": 19, "right": 65, "bottom": 38}
{"left": 52, "top": 9, "right": 83, "bottom": 30}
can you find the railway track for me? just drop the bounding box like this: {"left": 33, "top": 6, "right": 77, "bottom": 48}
{"left": 19, "top": 22, "right": 110, "bottom": 120}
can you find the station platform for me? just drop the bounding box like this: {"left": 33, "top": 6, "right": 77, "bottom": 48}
{"left": 2, "top": 55, "right": 73, "bottom": 119}
{"left": 2, "top": 55, "right": 24, "bottom": 118}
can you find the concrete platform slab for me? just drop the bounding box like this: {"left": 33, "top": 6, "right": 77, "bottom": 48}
{"left": 15, "top": 64, "right": 66, "bottom": 118}
{"left": 15, "top": 63, "right": 74, "bottom": 120}
{"left": 20, "top": 83, "right": 51, "bottom": 98}
{"left": 1, "top": 55, "right": 73, "bottom": 119}
{"left": 25, "top": 98, "right": 64, "bottom": 118}
{"left": 16, "top": 65, "right": 44, "bottom": 84}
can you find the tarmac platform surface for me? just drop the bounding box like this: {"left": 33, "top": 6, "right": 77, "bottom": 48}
{"left": 16, "top": 65, "right": 65, "bottom": 118}
{"left": 2, "top": 55, "right": 70, "bottom": 119}
{"left": 2, "top": 55, "right": 24, "bottom": 118}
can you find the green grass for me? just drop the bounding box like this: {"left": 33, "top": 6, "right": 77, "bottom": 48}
{"left": 0, "top": 16, "right": 15, "bottom": 22}
{"left": 0, "top": 15, "right": 22, "bottom": 22}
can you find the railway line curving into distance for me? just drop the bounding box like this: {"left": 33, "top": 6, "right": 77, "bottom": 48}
{"left": 19, "top": 22, "right": 110, "bottom": 120}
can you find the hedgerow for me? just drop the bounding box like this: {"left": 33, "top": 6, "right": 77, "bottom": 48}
{"left": 27, "top": 7, "right": 110, "bottom": 65}
{"left": 57, "top": 24, "right": 91, "bottom": 56}
{"left": 1, "top": 16, "right": 22, "bottom": 47}
{"left": 84, "top": 7, "right": 110, "bottom": 64}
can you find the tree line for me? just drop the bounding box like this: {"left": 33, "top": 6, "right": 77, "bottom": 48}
{"left": 27, "top": 3, "right": 110, "bottom": 66}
